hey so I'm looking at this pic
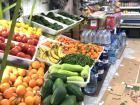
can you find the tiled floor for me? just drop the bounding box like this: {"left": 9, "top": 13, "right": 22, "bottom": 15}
{"left": 84, "top": 39, "right": 140, "bottom": 105}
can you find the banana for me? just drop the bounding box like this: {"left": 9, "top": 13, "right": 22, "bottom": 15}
{"left": 58, "top": 46, "right": 65, "bottom": 58}
{"left": 50, "top": 48, "right": 60, "bottom": 60}
{"left": 48, "top": 55, "right": 59, "bottom": 64}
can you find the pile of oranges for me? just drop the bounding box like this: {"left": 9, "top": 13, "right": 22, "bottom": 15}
{"left": 0, "top": 61, "right": 45, "bottom": 105}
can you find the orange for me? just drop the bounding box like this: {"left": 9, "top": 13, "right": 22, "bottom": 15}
{"left": 19, "top": 102, "right": 26, "bottom": 105}
{"left": 22, "top": 82, "right": 28, "bottom": 88}
{"left": 37, "top": 67, "right": 44, "bottom": 76}
{"left": 2, "top": 75, "right": 10, "bottom": 83}
{"left": 31, "top": 74, "right": 39, "bottom": 80}
{"left": 30, "top": 69, "right": 37, "bottom": 74}
{"left": 17, "top": 76, "right": 24, "bottom": 80}
{"left": 0, "top": 99, "right": 10, "bottom": 105}
{"left": 26, "top": 87, "right": 33, "bottom": 91}
{"left": 3, "top": 87, "right": 14, "bottom": 99}
{"left": 0, "top": 82, "right": 10, "bottom": 92}
{"left": 29, "top": 79, "right": 36, "bottom": 88}
{"left": 34, "top": 95, "right": 41, "bottom": 105}
{"left": 10, "top": 74, "right": 17, "bottom": 82}
{"left": 28, "top": 66, "right": 32, "bottom": 70}
{"left": 0, "top": 92, "right": 3, "bottom": 101}
{"left": 23, "top": 76, "right": 31, "bottom": 83}
{"left": 24, "top": 91, "right": 34, "bottom": 97}
{"left": 13, "top": 70, "right": 19, "bottom": 77}
{"left": 31, "top": 61, "right": 41, "bottom": 69}
{"left": 16, "top": 85, "right": 26, "bottom": 96}
{"left": 18, "top": 68, "right": 26, "bottom": 77}
{"left": 9, "top": 96, "right": 21, "bottom": 105}
{"left": 36, "top": 78, "right": 43, "bottom": 87}
{"left": 24, "top": 96, "right": 34, "bottom": 105}
{"left": 14, "top": 79, "right": 22, "bottom": 87}
{"left": 33, "top": 86, "right": 40, "bottom": 91}
{"left": 40, "top": 62, "right": 45, "bottom": 68}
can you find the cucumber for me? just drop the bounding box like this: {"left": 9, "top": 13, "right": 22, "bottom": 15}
{"left": 48, "top": 65, "right": 59, "bottom": 73}
{"left": 61, "top": 64, "right": 83, "bottom": 72}
{"left": 48, "top": 73, "right": 67, "bottom": 82}
{"left": 53, "top": 78, "right": 65, "bottom": 91}
{"left": 51, "top": 86, "right": 67, "bottom": 105}
{"left": 57, "top": 69, "right": 78, "bottom": 77}
{"left": 67, "top": 76, "right": 84, "bottom": 82}
{"left": 60, "top": 96, "right": 77, "bottom": 105}
{"left": 41, "top": 95, "right": 52, "bottom": 105}
{"left": 81, "top": 65, "right": 90, "bottom": 78}
{"left": 52, "top": 64, "right": 62, "bottom": 69}
{"left": 40, "top": 79, "right": 53, "bottom": 100}
{"left": 66, "top": 83, "right": 84, "bottom": 102}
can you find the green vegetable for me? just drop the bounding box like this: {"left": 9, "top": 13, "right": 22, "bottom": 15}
{"left": 60, "top": 96, "right": 77, "bottom": 105}
{"left": 67, "top": 76, "right": 84, "bottom": 82}
{"left": 60, "top": 54, "right": 94, "bottom": 67}
{"left": 41, "top": 95, "right": 52, "bottom": 105}
{"left": 52, "top": 64, "right": 62, "bottom": 69}
{"left": 48, "top": 65, "right": 59, "bottom": 74}
{"left": 53, "top": 78, "right": 65, "bottom": 91}
{"left": 51, "top": 86, "right": 67, "bottom": 105}
{"left": 61, "top": 64, "right": 83, "bottom": 72}
{"left": 66, "top": 83, "right": 84, "bottom": 102}
{"left": 57, "top": 69, "right": 78, "bottom": 77}
{"left": 40, "top": 79, "right": 53, "bottom": 100}
{"left": 48, "top": 73, "right": 67, "bottom": 82}
{"left": 81, "top": 65, "right": 90, "bottom": 78}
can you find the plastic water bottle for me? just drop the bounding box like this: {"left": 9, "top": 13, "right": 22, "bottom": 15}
{"left": 96, "top": 62, "right": 104, "bottom": 81}
{"left": 121, "top": 30, "right": 126, "bottom": 47}
{"left": 82, "top": 69, "right": 98, "bottom": 95}
{"left": 109, "top": 41, "right": 117, "bottom": 64}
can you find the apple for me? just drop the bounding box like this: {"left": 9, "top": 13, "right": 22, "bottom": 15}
{"left": 15, "top": 36, "right": 22, "bottom": 42}
{"left": 14, "top": 45, "right": 22, "bottom": 51}
{"left": 27, "top": 46, "right": 35, "bottom": 56}
{"left": 27, "top": 39, "right": 34, "bottom": 45}
{"left": 22, "top": 35, "right": 28, "bottom": 43}
{"left": 22, "top": 43, "right": 29, "bottom": 53}
{"left": 0, "top": 36, "right": 5, "bottom": 43}
{"left": 10, "top": 47, "right": 20, "bottom": 55}
{"left": 16, "top": 52, "right": 26, "bottom": 58}
{"left": 25, "top": 54, "right": 32, "bottom": 59}
{"left": 0, "top": 43, "right": 6, "bottom": 50}
{"left": 33, "top": 39, "right": 38, "bottom": 45}
{"left": 10, "top": 43, "right": 15, "bottom": 49}
{"left": 13, "top": 33, "right": 20, "bottom": 40}
{"left": 1, "top": 30, "right": 9, "bottom": 38}
{"left": 30, "top": 34, "right": 39, "bottom": 40}
{"left": 0, "top": 50, "right": 4, "bottom": 53}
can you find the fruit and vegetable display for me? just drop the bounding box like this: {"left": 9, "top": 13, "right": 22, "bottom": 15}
{"left": 0, "top": 61, "right": 45, "bottom": 105}
{"left": 41, "top": 78, "right": 84, "bottom": 105}
{"left": 37, "top": 44, "right": 65, "bottom": 64}
{"left": 58, "top": 12, "right": 81, "bottom": 21}
{"left": 48, "top": 63, "right": 90, "bottom": 82}
{"left": 41, "top": 12, "right": 74, "bottom": 25}
{"left": 31, "top": 15, "right": 63, "bottom": 30}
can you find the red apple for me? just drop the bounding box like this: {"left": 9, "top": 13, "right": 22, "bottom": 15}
{"left": 0, "top": 36, "right": 5, "bottom": 43}
{"left": 1, "top": 30, "right": 9, "bottom": 38}
{"left": 14, "top": 45, "right": 22, "bottom": 51}
{"left": 16, "top": 52, "right": 26, "bottom": 58}
{"left": 27, "top": 39, "right": 34, "bottom": 45}
{"left": 10, "top": 43, "right": 15, "bottom": 49}
{"left": 22, "top": 35, "right": 28, "bottom": 43}
{"left": 10, "top": 47, "right": 20, "bottom": 55}
{"left": 15, "top": 36, "right": 22, "bottom": 42}
{"left": 33, "top": 39, "right": 38, "bottom": 45}
{"left": 25, "top": 54, "right": 32, "bottom": 59}
{"left": 27, "top": 46, "right": 35, "bottom": 56}
{"left": 0, "top": 43, "right": 6, "bottom": 50}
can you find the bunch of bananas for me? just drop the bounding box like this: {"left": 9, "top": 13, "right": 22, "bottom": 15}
{"left": 37, "top": 44, "right": 65, "bottom": 64}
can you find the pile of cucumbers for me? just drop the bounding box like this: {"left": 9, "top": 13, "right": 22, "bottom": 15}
{"left": 48, "top": 64, "right": 90, "bottom": 83}
{"left": 41, "top": 78, "right": 84, "bottom": 105}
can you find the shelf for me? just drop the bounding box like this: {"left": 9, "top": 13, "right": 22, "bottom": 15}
{"left": 122, "top": 13, "right": 140, "bottom": 16}
{"left": 120, "top": 7, "right": 140, "bottom": 9}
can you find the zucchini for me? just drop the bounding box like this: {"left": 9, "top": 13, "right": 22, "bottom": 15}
{"left": 81, "top": 65, "right": 90, "bottom": 79}
{"left": 40, "top": 79, "right": 53, "bottom": 100}
{"left": 67, "top": 76, "right": 84, "bottom": 82}
{"left": 66, "top": 83, "right": 84, "bottom": 102}
{"left": 60, "top": 96, "right": 77, "bottom": 105}
{"left": 51, "top": 69, "right": 78, "bottom": 77}
{"left": 48, "top": 73, "right": 67, "bottom": 82}
{"left": 48, "top": 65, "right": 59, "bottom": 73}
{"left": 41, "top": 95, "right": 52, "bottom": 105}
{"left": 51, "top": 86, "right": 67, "bottom": 105}
{"left": 61, "top": 64, "right": 83, "bottom": 72}
{"left": 53, "top": 78, "right": 65, "bottom": 91}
